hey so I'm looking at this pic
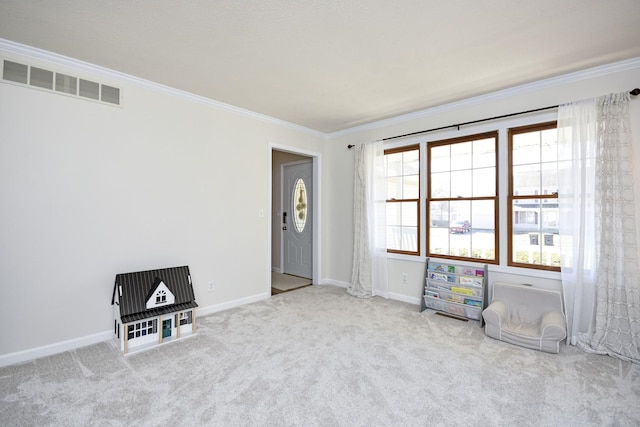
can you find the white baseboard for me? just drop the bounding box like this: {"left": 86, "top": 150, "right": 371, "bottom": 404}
{"left": 0, "top": 285, "right": 417, "bottom": 368}
{"left": 321, "top": 278, "right": 349, "bottom": 288}
{"left": 0, "top": 330, "right": 112, "bottom": 368}
{"left": 321, "top": 279, "right": 420, "bottom": 306}
{"left": 388, "top": 292, "right": 420, "bottom": 306}
{"left": 0, "top": 292, "right": 272, "bottom": 368}
{"left": 196, "top": 292, "right": 270, "bottom": 317}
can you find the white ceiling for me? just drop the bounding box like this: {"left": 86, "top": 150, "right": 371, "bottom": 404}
{"left": 1, "top": 0, "right": 639, "bottom": 133}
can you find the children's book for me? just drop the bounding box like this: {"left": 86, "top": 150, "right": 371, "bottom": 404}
{"left": 425, "top": 290, "right": 439, "bottom": 298}
{"left": 459, "top": 276, "right": 483, "bottom": 286}
{"left": 451, "top": 286, "right": 473, "bottom": 296}
{"left": 430, "top": 272, "right": 448, "bottom": 281}
{"left": 429, "top": 263, "right": 456, "bottom": 273}
{"left": 464, "top": 298, "right": 482, "bottom": 307}
{"left": 461, "top": 267, "right": 475, "bottom": 276}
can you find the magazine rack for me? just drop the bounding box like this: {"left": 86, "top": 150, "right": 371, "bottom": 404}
{"left": 420, "top": 258, "right": 488, "bottom": 327}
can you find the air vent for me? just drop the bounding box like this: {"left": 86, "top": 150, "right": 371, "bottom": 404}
{"left": 30, "top": 66, "right": 53, "bottom": 90}
{"left": 3, "top": 60, "right": 27, "bottom": 84}
{"left": 101, "top": 84, "right": 120, "bottom": 104}
{"left": 79, "top": 78, "right": 99, "bottom": 100}
{"left": 2, "top": 59, "right": 121, "bottom": 106}
{"left": 56, "top": 73, "right": 77, "bottom": 95}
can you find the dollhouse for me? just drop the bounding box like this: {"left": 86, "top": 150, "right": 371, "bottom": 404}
{"left": 111, "top": 265, "right": 198, "bottom": 354}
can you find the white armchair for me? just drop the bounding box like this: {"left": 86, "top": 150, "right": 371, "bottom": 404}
{"left": 482, "top": 282, "right": 567, "bottom": 354}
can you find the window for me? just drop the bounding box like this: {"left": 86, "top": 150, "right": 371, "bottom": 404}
{"left": 292, "top": 178, "right": 308, "bottom": 232}
{"left": 427, "top": 132, "right": 498, "bottom": 262}
{"left": 508, "top": 122, "right": 560, "bottom": 270}
{"left": 156, "top": 290, "right": 166, "bottom": 304}
{"left": 384, "top": 145, "right": 420, "bottom": 255}
{"left": 382, "top": 116, "right": 562, "bottom": 273}
{"left": 179, "top": 311, "right": 192, "bottom": 325}
{"left": 127, "top": 319, "right": 157, "bottom": 340}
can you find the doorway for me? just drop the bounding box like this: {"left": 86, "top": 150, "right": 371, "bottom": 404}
{"left": 282, "top": 160, "right": 312, "bottom": 278}
{"left": 270, "top": 147, "right": 319, "bottom": 295}
{"left": 162, "top": 319, "right": 171, "bottom": 339}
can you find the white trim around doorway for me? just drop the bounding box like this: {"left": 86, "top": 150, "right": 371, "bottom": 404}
{"left": 268, "top": 143, "right": 322, "bottom": 296}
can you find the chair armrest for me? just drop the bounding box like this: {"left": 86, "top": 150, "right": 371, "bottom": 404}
{"left": 482, "top": 300, "right": 508, "bottom": 327}
{"left": 539, "top": 310, "right": 567, "bottom": 340}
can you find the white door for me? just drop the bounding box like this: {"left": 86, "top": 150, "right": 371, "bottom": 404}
{"left": 282, "top": 161, "right": 313, "bottom": 279}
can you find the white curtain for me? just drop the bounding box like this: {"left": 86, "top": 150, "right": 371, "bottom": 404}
{"left": 558, "top": 92, "right": 640, "bottom": 363}
{"left": 348, "top": 141, "right": 389, "bottom": 298}
{"left": 558, "top": 98, "right": 599, "bottom": 346}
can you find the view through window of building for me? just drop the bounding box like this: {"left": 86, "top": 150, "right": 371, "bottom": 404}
{"left": 428, "top": 132, "right": 498, "bottom": 262}
{"left": 508, "top": 122, "right": 560, "bottom": 270}
{"left": 385, "top": 145, "right": 420, "bottom": 255}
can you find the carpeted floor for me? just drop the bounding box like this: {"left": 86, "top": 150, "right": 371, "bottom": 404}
{"left": 1, "top": 285, "right": 639, "bottom": 426}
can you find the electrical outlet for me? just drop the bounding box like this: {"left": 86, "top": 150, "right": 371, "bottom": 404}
{"left": 208, "top": 281, "right": 215, "bottom": 292}
{"left": 401, "top": 273, "right": 408, "bottom": 284}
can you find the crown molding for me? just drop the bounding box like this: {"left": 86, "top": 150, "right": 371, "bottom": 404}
{"left": 328, "top": 56, "right": 640, "bottom": 139}
{"left": 0, "top": 38, "right": 326, "bottom": 139}
{"left": 3, "top": 37, "right": 637, "bottom": 141}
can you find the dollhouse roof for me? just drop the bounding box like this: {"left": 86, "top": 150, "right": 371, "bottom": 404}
{"left": 112, "top": 265, "right": 198, "bottom": 323}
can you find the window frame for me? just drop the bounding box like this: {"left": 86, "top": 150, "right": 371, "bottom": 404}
{"left": 155, "top": 290, "right": 167, "bottom": 304}
{"left": 126, "top": 319, "right": 157, "bottom": 340}
{"left": 179, "top": 311, "right": 192, "bottom": 325}
{"left": 426, "top": 131, "right": 499, "bottom": 264}
{"left": 384, "top": 144, "right": 421, "bottom": 256}
{"left": 507, "top": 121, "right": 560, "bottom": 272}
{"left": 380, "top": 112, "right": 562, "bottom": 277}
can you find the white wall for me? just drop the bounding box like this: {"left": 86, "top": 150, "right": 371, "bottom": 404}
{"left": 2, "top": 41, "right": 639, "bottom": 364}
{"left": 0, "top": 46, "right": 325, "bottom": 360}
{"left": 324, "top": 58, "right": 640, "bottom": 304}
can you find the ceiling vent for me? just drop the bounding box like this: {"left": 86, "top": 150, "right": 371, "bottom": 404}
{"left": 2, "top": 59, "right": 121, "bottom": 106}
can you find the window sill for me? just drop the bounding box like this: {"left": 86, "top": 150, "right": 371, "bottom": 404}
{"left": 386, "top": 253, "right": 562, "bottom": 280}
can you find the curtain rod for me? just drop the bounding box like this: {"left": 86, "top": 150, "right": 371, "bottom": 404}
{"left": 347, "top": 87, "right": 640, "bottom": 148}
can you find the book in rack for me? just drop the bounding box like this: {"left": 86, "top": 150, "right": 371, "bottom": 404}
{"left": 420, "top": 258, "right": 488, "bottom": 326}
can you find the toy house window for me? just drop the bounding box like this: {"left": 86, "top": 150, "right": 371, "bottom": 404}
{"left": 127, "top": 320, "right": 157, "bottom": 340}
{"left": 127, "top": 324, "right": 138, "bottom": 339}
{"left": 179, "top": 311, "right": 192, "bottom": 325}
{"left": 156, "top": 290, "right": 167, "bottom": 304}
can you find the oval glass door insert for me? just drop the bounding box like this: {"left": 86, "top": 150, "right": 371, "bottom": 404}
{"left": 292, "top": 178, "right": 307, "bottom": 232}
